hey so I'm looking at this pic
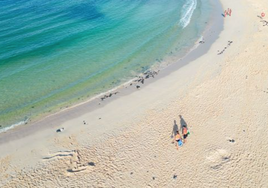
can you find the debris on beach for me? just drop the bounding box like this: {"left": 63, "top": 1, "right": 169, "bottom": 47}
{"left": 56, "top": 128, "right": 64, "bottom": 132}
{"left": 261, "top": 20, "right": 268, "bottom": 26}
{"left": 100, "top": 70, "right": 159, "bottom": 100}
{"left": 258, "top": 15, "right": 268, "bottom": 26}
{"left": 88, "top": 162, "right": 95, "bottom": 166}
{"left": 100, "top": 91, "right": 120, "bottom": 101}
{"left": 217, "top": 41, "right": 233, "bottom": 55}
{"left": 133, "top": 70, "right": 160, "bottom": 86}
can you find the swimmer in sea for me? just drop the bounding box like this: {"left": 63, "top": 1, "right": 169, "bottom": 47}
{"left": 174, "top": 131, "right": 183, "bottom": 150}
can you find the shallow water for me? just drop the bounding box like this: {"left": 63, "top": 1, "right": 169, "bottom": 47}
{"left": 0, "top": 0, "right": 212, "bottom": 130}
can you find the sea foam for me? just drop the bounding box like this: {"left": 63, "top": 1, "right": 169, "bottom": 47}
{"left": 0, "top": 118, "right": 29, "bottom": 134}
{"left": 179, "top": 0, "right": 197, "bottom": 28}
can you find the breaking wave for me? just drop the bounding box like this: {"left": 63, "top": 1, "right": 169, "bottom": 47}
{"left": 179, "top": 0, "right": 197, "bottom": 28}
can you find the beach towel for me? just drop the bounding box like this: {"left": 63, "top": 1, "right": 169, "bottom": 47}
{"left": 178, "top": 139, "right": 183, "bottom": 147}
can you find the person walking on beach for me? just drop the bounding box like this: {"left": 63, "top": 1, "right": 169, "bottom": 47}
{"left": 174, "top": 131, "right": 183, "bottom": 150}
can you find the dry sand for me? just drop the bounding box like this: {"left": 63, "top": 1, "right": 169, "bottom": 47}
{"left": 1, "top": 0, "right": 268, "bottom": 187}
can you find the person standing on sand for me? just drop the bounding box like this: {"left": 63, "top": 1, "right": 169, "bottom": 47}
{"left": 182, "top": 126, "right": 188, "bottom": 143}
{"left": 174, "top": 131, "right": 183, "bottom": 150}
{"left": 179, "top": 115, "right": 189, "bottom": 143}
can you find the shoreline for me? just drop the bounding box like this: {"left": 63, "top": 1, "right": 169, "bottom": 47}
{"left": 0, "top": 0, "right": 205, "bottom": 131}
{"left": 1, "top": 0, "right": 268, "bottom": 186}
{"left": 0, "top": 0, "right": 223, "bottom": 141}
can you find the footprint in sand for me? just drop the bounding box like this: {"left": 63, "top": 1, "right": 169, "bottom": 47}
{"left": 66, "top": 151, "right": 96, "bottom": 175}
{"left": 43, "top": 150, "right": 96, "bottom": 175}
{"left": 206, "top": 149, "right": 231, "bottom": 169}
{"left": 66, "top": 162, "right": 95, "bottom": 174}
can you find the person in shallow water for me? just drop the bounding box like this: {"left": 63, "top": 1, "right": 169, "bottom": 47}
{"left": 174, "top": 131, "right": 183, "bottom": 150}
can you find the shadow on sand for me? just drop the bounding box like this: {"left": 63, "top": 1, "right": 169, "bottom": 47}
{"left": 171, "top": 115, "right": 188, "bottom": 138}
{"left": 179, "top": 115, "right": 188, "bottom": 130}
{"left": 171, "top": 120, "right": 178, "bottom": 138}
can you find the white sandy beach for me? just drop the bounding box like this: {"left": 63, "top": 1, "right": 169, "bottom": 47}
{"left": 1, "top": 0, "right": 268, "bottom": 187}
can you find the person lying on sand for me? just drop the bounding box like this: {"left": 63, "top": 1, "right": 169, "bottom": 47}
{"left": 174, "top": 131, "right": 183, "bottom": 150}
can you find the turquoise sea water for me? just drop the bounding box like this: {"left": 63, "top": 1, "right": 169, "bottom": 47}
{"left": 0, "top": 0, "right": 212, "bottom": 130}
